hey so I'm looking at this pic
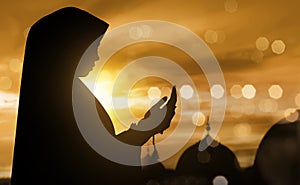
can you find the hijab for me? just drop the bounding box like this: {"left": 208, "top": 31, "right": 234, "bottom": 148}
{"left": 12, "top": 7, "right": 143, "bottom": 185}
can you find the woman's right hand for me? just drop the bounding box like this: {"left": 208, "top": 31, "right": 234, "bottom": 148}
{"left": 134, "top": 86, "right": 177, "bottom": 135}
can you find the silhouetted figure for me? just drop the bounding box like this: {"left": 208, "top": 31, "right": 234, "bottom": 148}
{"left": 11, "top": 7, "right": 176, "bottom": 185}
{"left": 253, "top": 109, "right": 300, "bottom": 185}
{"left": 176, "top": 123, "right": 242, "bottom": 185}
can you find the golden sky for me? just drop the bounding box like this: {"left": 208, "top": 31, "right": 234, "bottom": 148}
{"left": 1, "top": 0, "right": 300, "bottom": 178}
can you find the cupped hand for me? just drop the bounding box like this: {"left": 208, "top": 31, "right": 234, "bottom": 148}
{"left": 133, "top": 86, "right": 177, "bottom": 135}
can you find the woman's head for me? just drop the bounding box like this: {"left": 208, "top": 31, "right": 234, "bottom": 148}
{"left": 23, "top": 7, "right": 108, "bottom": 81}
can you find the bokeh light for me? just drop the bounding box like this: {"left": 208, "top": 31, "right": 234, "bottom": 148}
{"left": 192, "top": 111, "right": 206, "bottom": 127}
{"left": 271, "top": 40, "right": 286, "bottom": 54}
{"left": 230, "top": 104, "right": 244, "bottom": 118}
{"left": 129, "top": 25, "right": 153, "bottom": 40}
{"left": 243, "top": 101, "right": 256, "bottom": 115}
{"left": 230, "top": 84, "right": 242, "bottom": 99}
{"left": 180, "top": 84, "right": 194, "bottom": 100}
{"left": 224, "top": 0, "right": 238, "bottom": 13}
{"left": 204, "top": 30, "right": 218, "bottom": 44}
{"left": 129, "top": 26, "right": 143, "bottom": 40}
{"left": 255, "top": 37, "right": 269, "bottom": 51}
{"left": 213, "top": 175, "right": 228, "bottom": 185}
{"left": 211, "top": 84, "right": 225, "bottom": 99}
{"left": 242, "top": 84, "right": 256, "bottom": 99}
{"left": 295, "top": 93, "right": 300, "bottom": 107}
{"left": 284, "top": 108, "right": 299, "bottom": 122}
{"left": 161, "top": 86, "right": 171, "bottom": 97}
{"left": 233, "top": 123, "right": 252, "bottom": 138}
{"left": 0, "top": 64, "right": 8, "bottom": 71}
{"left": 0, "top": 76, "right": 12, "bottom": 90}
{"left": 140, "top": 25, "right": 152, "bottom": 38}
{"left": 268, "top": 85, "right": 283, "bottom": 99}
{"left": 216, "top": 30, "right": 226, "bottom": 43}
{"left": 258, "top": 98, "right": 278, "bottom": 112}
{"left": 9, "top": 58, "right": 23, "bottom": 73}
{"left": 251, "top": 50, "right": 264, "bottom": 63}
{"left": 148, "top": 87, "right": 161, "bottom": 100}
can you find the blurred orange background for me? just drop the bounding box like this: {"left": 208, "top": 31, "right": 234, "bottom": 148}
{"left": 1, "top": 0, "right": 300, "bottom": 178}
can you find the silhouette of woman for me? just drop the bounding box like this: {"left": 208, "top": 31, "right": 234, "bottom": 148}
{"left": 11, "top": 7, "right": 176, "bottom": 185}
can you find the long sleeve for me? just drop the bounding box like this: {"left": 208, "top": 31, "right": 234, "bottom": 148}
{"left": 94, "top": 86, "right": 176, "bottom": 146}
{"left": 95, "top": 97, "right": 149, "bottom": 145}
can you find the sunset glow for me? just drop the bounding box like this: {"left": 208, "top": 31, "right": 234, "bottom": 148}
{"left": 1, "top": 0, "right": 300, "bottom": 178}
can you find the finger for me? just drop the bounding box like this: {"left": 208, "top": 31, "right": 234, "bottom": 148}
{"left": 144, "top": 96, "right": 167, "bottom": 119}
{"left": 167, "top": 86, "right": 177, "bottom": 108}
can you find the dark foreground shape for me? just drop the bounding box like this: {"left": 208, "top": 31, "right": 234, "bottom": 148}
{"left": 176, "top": 135, "right": 242, "bottom": 185}
{"left": 253, "top": 110, "right": 300, "bottom": 185}
{"left": 11, "top": 7, "right": 143, "bottom": 185}
{"left": 0, "top": 179, "right": 10, "bottom": 185}
{"left": 12, "top": 6, "right": 177, "bottom": 185}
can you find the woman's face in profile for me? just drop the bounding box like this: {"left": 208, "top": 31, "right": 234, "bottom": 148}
{"left": 78, "top": 36, "right": 103, "bottom": 77}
